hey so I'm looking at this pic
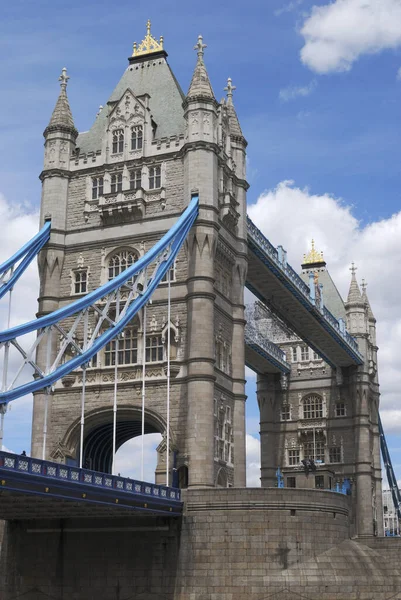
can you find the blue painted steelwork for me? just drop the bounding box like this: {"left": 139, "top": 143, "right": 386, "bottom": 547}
{"left": 0, "top": 196, "right": 199, "bottom": 403}
{"left": 379, "top": 414, "right": 401, "bottom": 520}
{"left": 245, "top": 321, "right": 291, "bottom": 374}
{"left": 276, "top": 467, "right": 284, "bottom": 488}
{"left": 0, "top": 221, "right": 51, "bottom": 300}
{"left": 0, "top": 451, "right": 182, "bottom": 515}
{"left": 246, "top": 216, "right": 364, "bottom": 366}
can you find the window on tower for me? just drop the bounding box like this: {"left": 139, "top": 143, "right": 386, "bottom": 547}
{"left": 73, "top": 270, "right": 88, "bottom": 294}
{"left": 129, "top": 169, "right": 142, "bottom": 190}
{"left": 108, "top": 250, "right": 138, "bottom": 282}
{"left": 131, "top": 125, "right": 143, "bottom": 150}
{"left": 104, "top": 328, "right": 138, "bottom": 366}
{"left": 303, "top": 394, "right": 323, "bottom": 419}
{"left": 110, "top": 173, "right": 123, "bottom": 194}
{"left": 146, "top": 335, "right": 163, "bottom": 362}
{"left": 92, "top": 177, "right": 104, "bottom": 199}
{"left": 112, "top": 129, "right": 124, "bottom": 154}
{"left": 149, "top": 165, "right": 161, "bottom": 189}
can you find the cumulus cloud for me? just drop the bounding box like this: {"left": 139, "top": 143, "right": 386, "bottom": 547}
{"left": 248, "top": 180, "right": 401, "bottom": 432}
{"left": 279, "top": 80, "right": 317, "bottom": 102}
{"left": 300, "top": 0, "right": 401, "bottom": 73}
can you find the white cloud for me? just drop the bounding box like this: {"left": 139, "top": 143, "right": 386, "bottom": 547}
{"left": 246, "top": 434, "right": 261, "bottom": 487}
{"left": 114, "top": 433, "right": 162, "bottom": 482}
{"left": 275, "top": 0, "right": 304, "bottom": 17}
{"left": 300, "top": 0, "right": 401, "bottom": 74}
{"left": 279, "top": 80, "right": 317, "bottom": 102}
{"left": 248, "top": 180, "right": 401, "bottom": 432}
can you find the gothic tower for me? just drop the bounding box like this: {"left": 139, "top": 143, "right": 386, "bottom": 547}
{"left": 32, "top": 24, "right": 248, "bottom": 489}
{"left": 254, "top": 245, "right": 383, "bottom": 537}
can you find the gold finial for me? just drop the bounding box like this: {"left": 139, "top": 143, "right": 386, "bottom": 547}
{"left": 303, "top": 239, "right": 325, "bottom": 265}
{"left": 132, "top": 20, "right": 164, "bottom": 57}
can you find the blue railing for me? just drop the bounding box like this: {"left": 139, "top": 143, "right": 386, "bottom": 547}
{"left": 246, "top": 215, "right": 364, "bottom": 364}
{"left": 0, "top": 451, "right": 181, "bottom": 503}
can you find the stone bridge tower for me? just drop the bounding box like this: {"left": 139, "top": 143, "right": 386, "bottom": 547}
{"left": 31, "top": 24, "right": 248, "bottom": 489}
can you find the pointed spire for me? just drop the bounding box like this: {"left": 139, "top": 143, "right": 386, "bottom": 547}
{"left": 187, "top": 35, "right": 215, "bottom": 100}
{"left": 223, "top": 77, "right": 244, "bottom": 138}
{"left": 44, "top": 67, "right": 77, "bottom": 137}
{"left": 361, "top": 280, "right": 376, "bottom": 322}
{"left": 347, "top": 263, "right": 362, "bottom": 304}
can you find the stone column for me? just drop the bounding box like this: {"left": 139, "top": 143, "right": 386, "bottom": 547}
{"left": 186, "top": 221, "right": 217, "bottom": 488}
{"left": 258, "top": 373, "right": 281, "bottom": 487}
{"left": 353, "top": 370, "right": 374, "bottom": 537}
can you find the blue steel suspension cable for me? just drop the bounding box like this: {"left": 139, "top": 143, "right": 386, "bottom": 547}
{"left": 0, "top": 196, "right": 198, "bottom": 403}
{"left": 0, "top": 221, "right": 51, "bottom": 300}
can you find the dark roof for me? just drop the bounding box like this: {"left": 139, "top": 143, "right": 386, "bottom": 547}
{"left": 300, "top": 269, "right": 346, "bottom": 321}
{"left": 77, "top": 58, "right": 186, "bottom": 153}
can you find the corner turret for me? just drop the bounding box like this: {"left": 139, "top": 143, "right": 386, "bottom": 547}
{"left": 345, "top": 263, "right": 367, "bottom": 336}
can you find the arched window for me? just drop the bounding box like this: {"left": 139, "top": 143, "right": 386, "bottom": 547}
{"left": 112, "top": 129, "right": 124, "bottom": 154}
{"left": 303, "top": 394, "right": 323, "bottom": 419}
{"left": 131, "top": 125, "right": 143, "bottom": 150}
{"left": 108, "top": 250, "right": 138, "bottom": 281}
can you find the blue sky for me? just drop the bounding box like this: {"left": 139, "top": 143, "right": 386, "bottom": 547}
{"left": 1, "top": 0, "right": 401, "bottom": 486}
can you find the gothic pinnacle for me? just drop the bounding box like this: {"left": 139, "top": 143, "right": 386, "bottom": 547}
{"left": 186, "top": 34, "right": 215, "bottom": 100}
{"left": 44, "top": 66, "right": 77, "bottom": 138}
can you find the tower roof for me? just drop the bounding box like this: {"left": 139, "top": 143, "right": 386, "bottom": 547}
{"left": 44, "top": 68, "right": 77, "bottom": 137}
{"left": 187, "top": 35, "right": 215, "bottom": 100}
{"left": 347, "top": 263, "right": 363, "bottom": 304}
{"left": 224, "top": 77, "right": 244, "bottom": 138}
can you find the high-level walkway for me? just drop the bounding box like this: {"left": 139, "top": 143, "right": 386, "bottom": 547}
{"left": 246, "top": 216, "right": 363, "bottom": 369}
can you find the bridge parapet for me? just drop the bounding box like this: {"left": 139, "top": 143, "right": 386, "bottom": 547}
{"left": 0, "top": 451, "right": 182, "bottom": 517}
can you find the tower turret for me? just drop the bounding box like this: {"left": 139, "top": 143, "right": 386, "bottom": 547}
{"left": 41, "top": 67, "right": 78, "bottom": 229}
{"left": 345, "top": 263, "right": 367, "bottom": 336}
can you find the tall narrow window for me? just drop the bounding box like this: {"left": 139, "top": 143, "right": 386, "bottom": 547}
{"left": 104, "top": 328, "right": 138, "bottom": 366}
{"left": 288, "top": 449, "right": 300, "bottom": 466}
{"left": 73, "top": 270, "right": 87, "bottom": 294}
{"left": 329, "top": 447, "right": 342, "bottom": 463}
{"left": 112, "top": 129, "right": 124, "bottom": 154}
{"left": 161, "top": 261, "right": 176, "bottom": 283}
{"left": 149, "top": 165, "right": 161, "bottom": 189}
{"left": 131, "top": 126, "right": 143, "bottom": 150}
{"left": 108, "top": 250, "right": 138, "bottom": 281}
{"left": 110, "top": 173, "right": 123, "bottom": 194}
{"left": 92, "top": 177, "right": 104, "bottom": 199}
{"left": 130, "top": 169, "right": 141, "bottom": 190}
{"left": 281, "top": 404, "right": 291, "bottom": 421}
{"left": 146, "top": 335, "right": 163, "bottom": 362}
{"left": 291, "top": 347, "right": 298, "bottom": 362}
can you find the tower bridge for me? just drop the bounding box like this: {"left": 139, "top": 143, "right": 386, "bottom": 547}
{"left": 0, "top": 22, "right": 400, "bottom": 600}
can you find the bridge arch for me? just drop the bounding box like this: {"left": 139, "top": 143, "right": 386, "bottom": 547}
{"left": 60, "top": 405, "right": 175, "bottom": 475}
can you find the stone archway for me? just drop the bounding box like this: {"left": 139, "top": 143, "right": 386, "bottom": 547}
{"left": 60, "top": 405, "right": 174, "bottom": 474}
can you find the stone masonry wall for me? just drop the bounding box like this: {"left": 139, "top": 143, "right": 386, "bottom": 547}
{"left": 2, "top": 488, "right": 401, "bottom": 599}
